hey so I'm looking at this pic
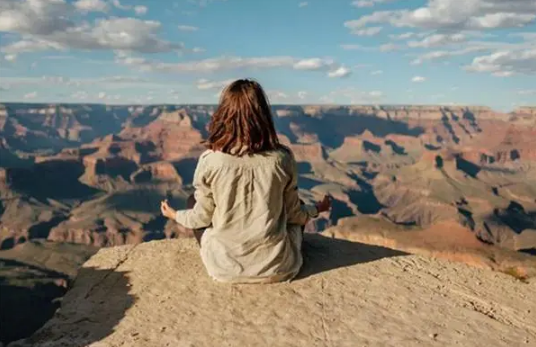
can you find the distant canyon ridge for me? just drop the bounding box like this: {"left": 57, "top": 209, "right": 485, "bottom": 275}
{"left": 1, "top": 103, "right": 536, "bottom": 256}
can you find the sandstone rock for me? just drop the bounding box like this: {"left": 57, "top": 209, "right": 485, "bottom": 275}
{"left": 10, "top": 236, "right": 536, "bottom": 347}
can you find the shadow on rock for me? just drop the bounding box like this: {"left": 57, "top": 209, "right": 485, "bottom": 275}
{"left": 7, "top": 267, "right": 135, "bottom": 347}
{"left": 0, "top": 258, "right": 69, "bottom": 344}
{"left": 295, "top": 234, "right": 407, "bottom": 280}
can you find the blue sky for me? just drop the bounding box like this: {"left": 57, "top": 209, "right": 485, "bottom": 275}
{"left": 0, "top": 0, "right": 535, "bottom": 110}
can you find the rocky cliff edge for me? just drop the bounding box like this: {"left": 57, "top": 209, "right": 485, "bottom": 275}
{"left": 9, "top": 235, "right": 536, "bottom": 347}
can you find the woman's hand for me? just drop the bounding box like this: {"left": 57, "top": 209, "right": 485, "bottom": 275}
{"left": 315, "top": 195, "right": 332, "bottom": 213}
{"left": 160, "top": 199, "right": 177, "bottom": 219}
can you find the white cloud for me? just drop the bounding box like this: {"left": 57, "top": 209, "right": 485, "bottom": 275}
{"left": 412, "top": 76, "right": 426, "bottom": 83}
{"left": 379, "top": 43, "right": 400, "bottom": 52}
{"left": 188, "top": 0, "right": 228, "bottom": 7}
{"left": 351, "top": 26, "right": 383, "bottom": 36}
{"left": 267, "top": 90, "right": 289, "bottom": 102}
{"left": 389, "top": 32, "right": 417, "bottom": 40}
{"left": 196, "top": 78, "right": 233, "bottom": 90}
{"left": 112, "top": 0, "right": 147, "bottom": 15}
{"left": 0, "top": 0, "right": 74, "bottom": 35}
{"left": 98, "top": 92, "right": 106, "bottom": 99}
{"left": 112, "top": 0, "right": 130, "bottom": 10}
{"left": 299, "top": 2, "right": 308, "bottom": 7}
{"left": 116, "top": 55, "right": 351, "bottom": 78}
{"left": 4, "top": 54, "right": 17, "bottom": 61}
{"left": 352, "top": 0, "right": 395, "bottom": 8}
{"left": 410, "top": 45, "right": 489, "bottom": 65}
{"left": 371, "top": 70, "right": 383, "bottom": 75}
{"left": 134, "top": 5, "right": 148, "bottom": 15}
{"left": 74, "top": 0, "right": 109, "bottom": 13}
{"left": 0, "top": 1, "right": 159, "bottom": 56}
{"left": 24, "top": 91, "right": 37, "bottom": 99}
{"left": 178, "top": 25, "right": 199, "bottom": 31}
{"left": 465, "top": 48, "right": 536, "bottom": 76}
{"left": 511, "top": 32, "right": 536, "bottom": 41}
{"left": 407, "top": 33, "right": 466, "bottom": 48}
{"left": 492, "top": 70, "right": 514, "bottom": 77}
{"left": 344, "top": 0, "right": 536, "bottom": 32}
{"left": 340, "top": 44, "right": 372, "bottom": 51}
{"left": 297, "top": 91, "right": 308, "bottom": 99}
{"left": 517, "top": 89, "right": 536, "bottom": 95}
{"left": 1, "top": 17, "right": 184, "bottom": 55}
{"left": 293, "top": 58, "right": 334, "bottom": 70}
{"left": 328, "top": 66, "right": 352, "bottom": 78}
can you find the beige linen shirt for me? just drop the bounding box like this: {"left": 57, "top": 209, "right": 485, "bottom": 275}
{"left": 175, "top": 148, "right": 318, "bottom": 284}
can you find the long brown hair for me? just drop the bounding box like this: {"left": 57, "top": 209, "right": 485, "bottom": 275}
{"left": 204, "top": 79, "right": 282, "bottom": 156}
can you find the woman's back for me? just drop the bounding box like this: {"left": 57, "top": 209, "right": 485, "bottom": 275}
{"left": 177, "top": 148, "right": 317, "bottom": 283}
{"left": 161, "top": 79, "right": 329, "bottom": 283}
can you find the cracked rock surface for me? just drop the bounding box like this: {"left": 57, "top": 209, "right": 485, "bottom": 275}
{"left": 10, "top": 235, "right": 536, "bottom": 347}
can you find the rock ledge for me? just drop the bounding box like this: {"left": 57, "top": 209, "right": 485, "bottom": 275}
{"left": 10, "top": 235, "right": 536, "bottom": 347}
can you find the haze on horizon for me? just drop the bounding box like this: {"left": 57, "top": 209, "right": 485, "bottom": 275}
{"left": 0, "top": 0, "right": 535, "bottom": 111}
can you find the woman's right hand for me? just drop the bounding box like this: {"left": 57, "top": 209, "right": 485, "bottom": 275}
{"left": 315, "top": 195, "right": 332, "bottom": 213}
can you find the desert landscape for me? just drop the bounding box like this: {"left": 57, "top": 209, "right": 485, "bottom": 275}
{"left": 1, "top": 102, "right": 536, "bottom": 344}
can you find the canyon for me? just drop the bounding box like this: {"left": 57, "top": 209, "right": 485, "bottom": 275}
{"left": 1, "top": 102, "right": 536, "bottom": 343}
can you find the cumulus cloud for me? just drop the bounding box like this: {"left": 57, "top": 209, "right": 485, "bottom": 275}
{"left": 1, "top": 16, "right": 184, "bottom": 54}
{"left": 352, "top": 0, "right": 395, "bottom": 8}
{"left": 4, "top": 54, "right": 17, "bottom": 61}
{"left": 112, "top": 0, "right": 147, "bottom": 15}
{"left": 74, "top": 0, "right": 109, "bottom": 13}
{"left": 0, "top": 0, "right": 74, "bottom": 35}
{"left": 389, "top": 32, "right": 417, "bottom": 40}
{"left": 299, "top": 2, "right": 308, "bottom": 7}
{"left": 297, "top": 91, "right": 308, "bottom": 99}
{"left": 116, "top": 55, "right": 351, "bottom": 78}
{"left": 0, "top": 0, "right": 172, "bottom": 56}
{"left": 340, "top": 44, "right": 373, "bottom": 51}
{"left": 409, "top": 42, "right": 508, "bottom": 65}
{"left": 196, "top": 78, "right": 233, "bottom": 90}
{"left": 465, "top": 48, "right": 536, "bottom": 76}
{"left": 267, "top": 90, "right": 289, "bottom": 102}
{"left": 412, "top": 76, "right": 426, "bottom": 82}
{"left": 345, "top": 0, "right": 536, "bottom": 32}
{"left": 351, "top": 26, "right": 383, "bottom": 36}
{"left": 178, "top": 25, "right": 199, "bottom": 31}
{"left": 407, "top": 33, "right": 466, "bottom": 48}
{"left": 2, "top": 75, "right": 163, "bottom": 89}
{"left": 328, "top": 66, "right": 352, "bottom": 78}
{"left": 517, "top": 89, "right": 536, "bottom": 95}
{"left": 188, "top": 0, "right": 228, "bottom": 7}
{"left": 379, "top": 43, "right": 400, "bottom": 52}
{"left": 134, "top": 5, "right": 148, "bottom": 15}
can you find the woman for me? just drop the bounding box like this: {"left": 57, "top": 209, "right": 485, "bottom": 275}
{"left": 161, "top": 79, "right": 331, "bottom": 284}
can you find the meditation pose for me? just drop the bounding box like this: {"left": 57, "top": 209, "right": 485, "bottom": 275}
{"left": 161, "top": 79, "right": 331, "bottom": 283}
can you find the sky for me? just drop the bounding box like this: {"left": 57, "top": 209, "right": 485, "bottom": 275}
{"left": 0, "top": 0, "right": 535, "bottom": 111}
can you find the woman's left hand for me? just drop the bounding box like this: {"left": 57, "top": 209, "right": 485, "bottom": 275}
{"left": 161, "top": 199, "right": 176, "bottom": 219}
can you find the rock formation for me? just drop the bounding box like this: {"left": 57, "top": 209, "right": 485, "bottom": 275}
{"left": 8, "top": 236, "right": 536, "bottom": 347}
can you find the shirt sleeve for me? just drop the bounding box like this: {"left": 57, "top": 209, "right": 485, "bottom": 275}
{"left": 284, "top": 150, "right": 319, "bottom": 225}
{"left": 175, "top": 153, "right": 215, "bottom": 229}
